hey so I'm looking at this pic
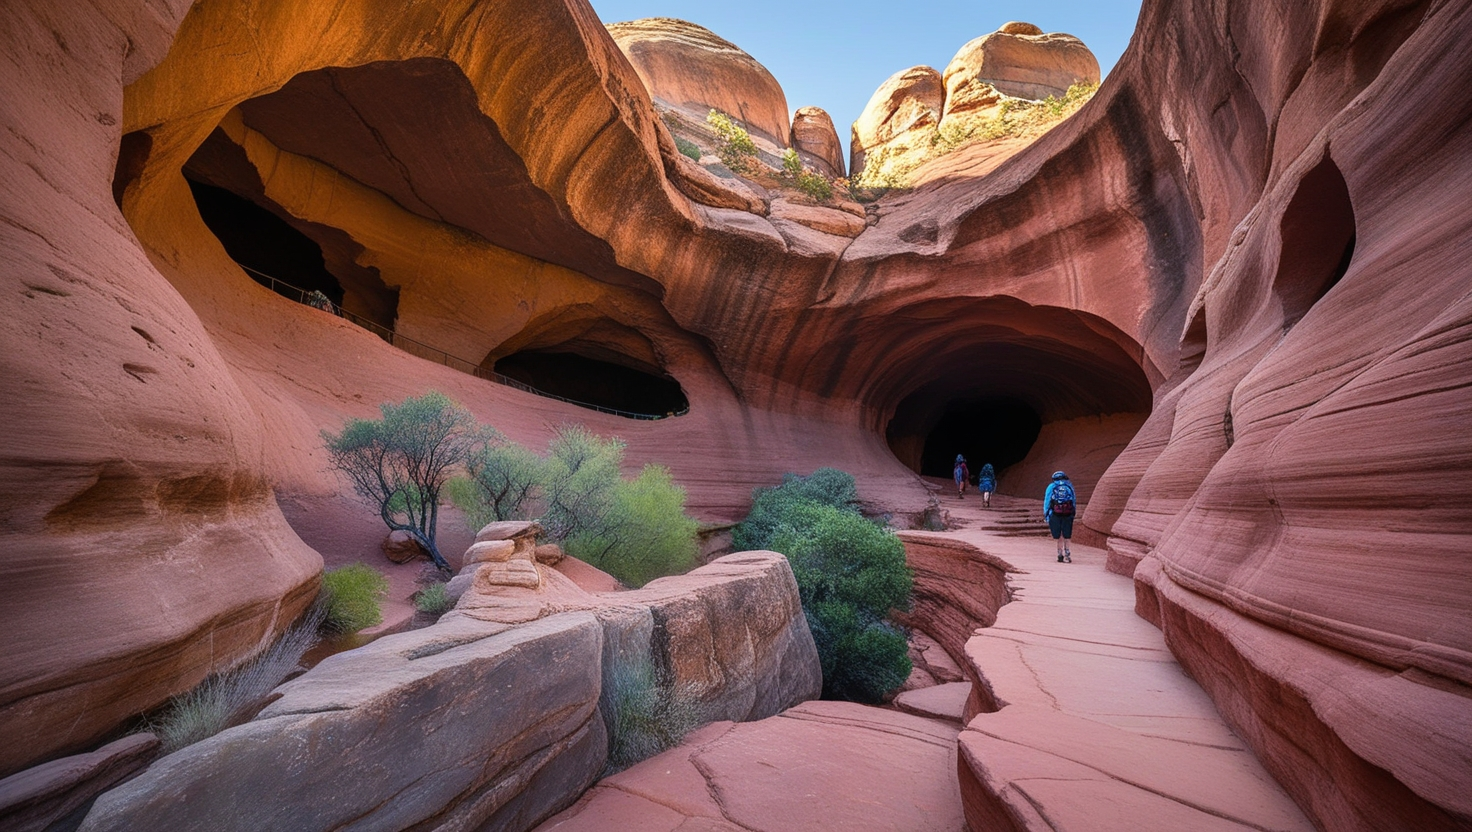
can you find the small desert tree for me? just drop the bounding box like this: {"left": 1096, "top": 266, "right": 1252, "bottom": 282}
{"left": 460, "top": 429, "right": 545, "bottom": 525}
{"left": 707, "top": 109, "right": 758, "bottom": 172}
{"left": 322, "top": 392, "right": 479, "bottom": 570}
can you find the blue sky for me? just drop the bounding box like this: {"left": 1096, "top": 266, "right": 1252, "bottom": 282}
{"left": 587, "top": 0, "right": 1144, "bottom": 163}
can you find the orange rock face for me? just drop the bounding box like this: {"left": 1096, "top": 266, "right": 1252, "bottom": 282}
{"left": 607, "top": 17, "right": 790, "bottom": 146}
{"left": 2, "top": 0, "right": 1470, "bottom": 826}
{"left": 790, "top": 105, "right": 845, "bottom": 178}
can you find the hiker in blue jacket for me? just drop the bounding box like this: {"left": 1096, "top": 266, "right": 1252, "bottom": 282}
{"left": 977, "top": 463, "right": 996, "bottom": 508}
{"left": 1044, "top": 471, "right": 1076, "bottom": 562}
{"left": 953, "top": 455, "right": 969, "bottom": 499}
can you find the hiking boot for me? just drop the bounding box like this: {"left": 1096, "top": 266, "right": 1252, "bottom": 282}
{"left": 1064, "top": 552, "right": 1072, "bottom": 563}
{"left": 1057, "top": 553, "right": 1065, "bottom": 563}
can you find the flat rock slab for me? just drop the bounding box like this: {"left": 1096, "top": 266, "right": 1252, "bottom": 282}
{"left": 538, "top": 701, "right": 966, "bottom": 831}
{"left": 940, "top": 499, "right": 1314, "bottom": 832}
{"left": 894, "top": 682, "right": 971, "bottom": 722}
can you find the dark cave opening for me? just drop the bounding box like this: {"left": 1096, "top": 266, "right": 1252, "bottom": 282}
{"left": 185, "top": 178, "right": 345, "bottom": 305}
{"left": 1275, "top": 153, "right": 1356, "bottom": 329}
{"left": 917, "top": 398, "right": 1043, "bottom": 478}
{"left": 493, "top": 350, "right": 689, "bottom": 416}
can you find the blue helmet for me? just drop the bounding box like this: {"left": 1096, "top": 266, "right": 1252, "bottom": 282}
{"left": 1052, "top": 471, "right": 1068, "bottom": 480}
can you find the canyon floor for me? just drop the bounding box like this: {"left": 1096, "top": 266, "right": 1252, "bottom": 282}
{"left": 540, "top": 494, "right": 1314, "bottom": 831}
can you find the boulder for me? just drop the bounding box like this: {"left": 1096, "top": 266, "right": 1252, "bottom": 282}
{"left": 474, "top": 519, "right": 542, "bottom": 544}
{"left": 78, "top": 614, "right": 607, "bottom": 832}
{"left": 463, "top": 538, "right": 516, "bottom": 565}
{"left": 942, "top": 23, "right": 1100, "bottom": 108}
{"left": 382, "top": 529, "right": 426, "bottom": 563}
{"left": 670, "top": 153, "right": 768, "bottom": 214}
{"left": 850, "top": 65, "right": 944, "bottom": 182}
{"left": 474, "top": 558, "right": 544, "bottom": 590}
{"left": 534, "top": 543, "right": 565, "bottom": 565}
{"left": 789, "top": 106, "right": 845, "bottom": 178}
{"left": 768, "top": 198, "right": 866, "bottom": 238}
{"left": 459, "top": 552, "right": 821, "bottom": 723}
{"left": 607, "top": 18, "right": 791, "bottom": 146}
{"left": 0, "top": 734, "right": 158, "bottom": 832}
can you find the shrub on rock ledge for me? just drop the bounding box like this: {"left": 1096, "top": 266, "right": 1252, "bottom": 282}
{"left": 735, "top": 469, "right": 912, "bottom": 703}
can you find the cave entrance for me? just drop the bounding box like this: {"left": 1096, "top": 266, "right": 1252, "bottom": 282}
{"left": 493, "top": 350, "right": 689, "bottom": 416}
{"left": 917, "top": 397, "right": 1042, "bottom": 478}
{"left": 186, "top": 178, "right": 345, "bottom": 305}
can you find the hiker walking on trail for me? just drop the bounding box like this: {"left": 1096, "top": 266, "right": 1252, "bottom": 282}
{"left": 977, "top": 463, "right": 996, "bottom": 508}
{"left": 953, "top": 455, "right": 969, "bottom": 499}
{"left": 1044, "top": 471, "right": 1076, "bottom": 562}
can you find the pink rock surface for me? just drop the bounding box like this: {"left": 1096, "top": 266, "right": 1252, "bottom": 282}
{"left": 894, "top": 681, "right": 971, "bottom": 722}
{"left": 538, "top": 701, "right": 965, "bottom": 832}
{"left": 936, "top": 498, "right": 1313, "bottom": 832}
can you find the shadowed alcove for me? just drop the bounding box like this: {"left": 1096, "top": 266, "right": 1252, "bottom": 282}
{"left": 873, "top": 299, "right": 1154, "bottom": 489}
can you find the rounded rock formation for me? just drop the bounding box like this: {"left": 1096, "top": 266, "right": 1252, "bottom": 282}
{"left": 942, "top": 23, "right": 1100, "bottom": 110}
{"left": 790, "top": 106, "right": 845, "bottom": 178}
{"left": 607, "top": 17, "right": 790, "bottom": 146}
{"left": 850, "top": 65, "right": 945, "bottom": 182}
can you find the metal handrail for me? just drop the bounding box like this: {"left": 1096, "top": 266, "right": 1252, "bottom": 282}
{"left": 239, "top": 264, "right": 690, "bottom": 421}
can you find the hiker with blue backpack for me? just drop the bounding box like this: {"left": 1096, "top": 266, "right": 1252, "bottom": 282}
{"left": 977, "top": 463, "right": 996, "bottom": 508}
{"left": 1044, "top": 471, "right": 1076, "bottom": 562}
{"left": 953, "top": 455, "right": 970, "bottom": 499}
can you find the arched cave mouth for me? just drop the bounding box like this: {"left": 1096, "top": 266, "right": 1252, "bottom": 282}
{"left": 916, "top": 398, "right": 1043, "bottom": 477}
{"left": 875, "top": 301, "right": 1156, "bottom": 485}
{"left": 186, "top": 179, "right": 346, "bottom": 306}
{"left": 493, "top": 350, "right": 689, "bottom": 416}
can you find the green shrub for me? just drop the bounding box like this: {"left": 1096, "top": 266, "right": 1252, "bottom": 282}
{"left": 781, "top": 147, "right": 803, "bottom": 178}
{"left": 795, "top": 170, "right": 833, "bottom": 202}
{"left": 600, "top": 651, "right": 704, "bottom": 774}
{"left": 322, "top": 563, "right": 389, "bottom": 634}
{"left": 414, "top": 582, "right": 453, "bottom": 615}
{"left": 540, "top": 424, "right": 626, "bottom": 543}
{"left": 458, "top": 433, "right": 544, "bottom": 525}
{"left": 566, "top": 464, "right": 698, "bottom": 588}
{"left": 675, "top": 136, "right": 703, "bottom": 162}
{"left": 734, "top": 469, "right": 912, "bottom": 703}
{"left": 707, "top": 109, "right": 758, "bottom": 172}
{"left": 155, "top": 600, "right": 325, "bottom": 752}
{"left": 733, "top": 467, "right": 859, "bottom": 551}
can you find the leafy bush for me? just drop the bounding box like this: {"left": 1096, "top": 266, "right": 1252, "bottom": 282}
{"left": 781, "top": 147, "right": 803, "bottom": 178}
{"left": 155, "top": 600, "right": 325, "bottom": 752}
{"left": 322, "top": 392, "right": 481, "bottom": 569}
{"left": 567, "top": 464, "right": 698, "bottom": 588}
{"left": 540, "top": 424, "right": 626, "bottom": 543}
{"left": 322, "top": 563, "right": 389, "bottom": 634}
{"left": 675, "top": 136, "right": 703, "bottom": 162}
{"left": 458, "top": 432, "right": 544, "bottom": 525}
{"left": 600, "top": 651, "right": 704, "bottom": 774}
{"left": 733, "top": 467, "right": 859, "bottom": 551}
{"left": 734, "top": 469, "right": 912, "bottom": 703}
{"left": 414, "top": 582, "right": 453, "bottom": 615}
{"left": 795, "top": 170, "right": 833, "bottom": 201}
{"left": 706, "top": 109, "right": 758, "bottom": 173}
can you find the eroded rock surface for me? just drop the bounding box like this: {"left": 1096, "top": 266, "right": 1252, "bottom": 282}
{"left": 607, "top": 17, "right": 790, "bottom": 146}
{"left": 790, "top": 106, "right": 845, "bottom": 178}
{"left": 537, "top": 702, "right": 965, "bottom": 832}
{"left": 79, "top": 613, "right": 606, "bottom": 832}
